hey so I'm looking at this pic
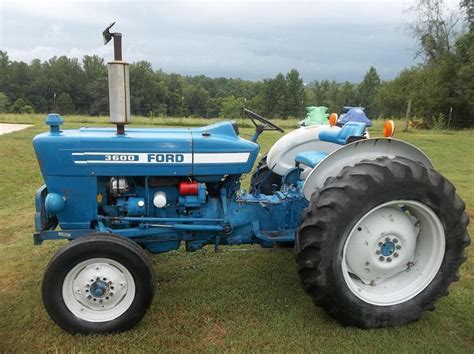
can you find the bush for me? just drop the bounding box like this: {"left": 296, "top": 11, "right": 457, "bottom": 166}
{"left": 11, "top": 98, "right": 33, "bottom": 113}
{"left": 19, "top": 105, "right": 34, "bottom": 114}
{"left": 430, "top": 113, "right": 447, "bottom": 130}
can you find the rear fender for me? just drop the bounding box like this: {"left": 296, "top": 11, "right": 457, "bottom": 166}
{"left": 266, "top": 125, "right": 340, "bottom": 176}
{"left": 302, "top": 138, "right": 433, "bottom": 200}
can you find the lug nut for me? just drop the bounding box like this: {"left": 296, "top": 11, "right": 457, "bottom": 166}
{"left": 385, "top": 237, "right": 390, "bottom": 242}
{"left": 396, "top": 245, "right": 401, "bottom": 250}
{"left": 387, "top": 257, "right": 392, "bottom": 262}
{"left": 376, "top": 250, "right": 381, "bottom": 255}
{"left": 394, "top": 252, "right": 399, "bottom": 257}
{"left": 379, "top": 256, "right": 385, "bottom": 261}
{"left": 378, "top": 242, "right": 383, "bottom": 247}
{"left": 393, "top": 238, "right": 398, "bottom": 243}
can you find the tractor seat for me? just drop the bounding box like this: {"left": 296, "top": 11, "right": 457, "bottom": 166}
{"left": 295, "top": 151, "right": 328, "bottom": 168}
{"left": 319, "top": 121, "right": 366, "bottom": 145}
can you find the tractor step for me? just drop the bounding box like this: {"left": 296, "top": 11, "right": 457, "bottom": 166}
{"left": 255, "top": 230, "right": 296, "bottom": 242}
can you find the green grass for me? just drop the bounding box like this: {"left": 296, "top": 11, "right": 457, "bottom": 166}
{"left": 0, "top": 114, "right": 472, "bottom": 352}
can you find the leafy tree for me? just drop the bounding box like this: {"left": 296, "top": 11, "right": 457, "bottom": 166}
{"left": 0, "top": 92, "right": 9, "bottom": 112}
{"left": 262, "top": 73, "right": 287, "bottom": 117}
{"left": 219, "top": 96, "right": 245, "bottom": 118}
{"left": 406, "top": 0, "right": 460, "bottom": 62}
{"left": 285, "top": 69, "right": 305, "bottom": 117}
{"left": 56, "top": 93, "right": 75, "bottom": 114}
{"left": 83, "top": 55, "right": 108, "bottom": 115}
{"left": 183, "top": 85, "right": 210, "bottom": 117}
{"left": 129, "top": 61, "right": 169, "bottom": 116}
{"left": 453, "top": 31, "right": 474, "bottom": 127}
{"left": 358, "top": 67, "right": 381, "bottom": 117}
{"left": 460, "top": 0, "right": 473, "bottom": 30}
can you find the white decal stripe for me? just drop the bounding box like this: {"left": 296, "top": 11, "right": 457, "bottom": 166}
{"left": 72, "top": 152, "right": 249, "bottom": 164}
{"left": 194, "top": 153, "right": 250, "bottom": 163}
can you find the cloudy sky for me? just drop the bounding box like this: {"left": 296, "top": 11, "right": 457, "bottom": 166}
{"left": 0, "top": 0, "right": 461, "bottom": 82}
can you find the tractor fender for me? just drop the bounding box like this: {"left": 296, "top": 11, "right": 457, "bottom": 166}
{"left": 302, "top": 138, "right": 433, "bottom": 200}
{"left": 266, "top": 125, "right": 341, "bottom": 176}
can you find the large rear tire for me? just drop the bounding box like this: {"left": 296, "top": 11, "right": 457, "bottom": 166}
{"left": 296, "top": 156, "right": 470, "bottom": 328}
{"left": 42, "top": 233, "right": 155, "bottom": 334}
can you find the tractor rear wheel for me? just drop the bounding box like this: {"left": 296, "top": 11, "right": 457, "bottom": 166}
{"left": 42, "top": 233, "right": 155, "bottom": 333}
{"left": 296, "top": 156, "right": 470, "bottom": 328}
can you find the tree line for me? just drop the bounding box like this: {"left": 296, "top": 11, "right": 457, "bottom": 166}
{"left": 0, "top": 0, "right": 472, "bottom": 128}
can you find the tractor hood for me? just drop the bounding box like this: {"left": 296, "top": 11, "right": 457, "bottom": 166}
{"left": 33, "top": 121, "right": 259, "bottom": 179}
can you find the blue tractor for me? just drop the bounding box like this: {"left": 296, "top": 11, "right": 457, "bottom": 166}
{"left": 33, "top": 24, "right": 470, "bottom": 334}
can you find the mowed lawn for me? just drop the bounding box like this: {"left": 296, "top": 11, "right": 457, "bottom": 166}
{"left": 0, "top": 114, "right": 472, "bottom": 352}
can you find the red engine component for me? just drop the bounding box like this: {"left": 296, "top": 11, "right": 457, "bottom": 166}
{"left": 179, "top": 181, "right": 198, "bottom": 195}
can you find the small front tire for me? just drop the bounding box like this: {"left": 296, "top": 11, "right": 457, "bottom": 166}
{"left": 42, "top": 233, "right": 155, "bottom": 334}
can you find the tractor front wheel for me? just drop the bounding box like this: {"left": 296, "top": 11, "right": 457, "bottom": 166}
{"left": 296, "top": 156, "right": 470, "bottom": 328}
{"left": 42, "top": 233, "right": 155, "bottom": 334}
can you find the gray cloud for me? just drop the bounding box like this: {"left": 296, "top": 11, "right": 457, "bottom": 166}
{"left": 0, "top": 0, "right": 432, "bottom": 82}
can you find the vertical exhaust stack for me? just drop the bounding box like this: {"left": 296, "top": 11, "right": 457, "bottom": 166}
{"left": 103, "top": 22, "right": 130, "bottom": 135}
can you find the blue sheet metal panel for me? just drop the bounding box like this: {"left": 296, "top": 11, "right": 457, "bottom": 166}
{"left": 77, "top": 128, "right": 193, "bottom": 176}
{"left": 33, "top": 127, "right": 194, "bottom": 177}
{"left": 33, "top": 131, "right": 83, "bottom": 177}
{"left": 191, "top": 122, "right": 259, "bottom": 175}
{"left": 33, "top": 122, "right": 257, "bottom": 178}
{"left": 44, "top": 176, "right": 97, "bottom": 229}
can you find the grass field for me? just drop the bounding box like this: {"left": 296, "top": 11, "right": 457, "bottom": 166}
{"left": 0, "top": 114, "right": 472, "bottom": 352}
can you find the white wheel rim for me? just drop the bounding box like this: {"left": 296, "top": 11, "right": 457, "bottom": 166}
{"left": 342, "top": 200, "right": 445, "bottom": 306}
{"left": 62, "top": 258, "right": 136, "bottom": 322}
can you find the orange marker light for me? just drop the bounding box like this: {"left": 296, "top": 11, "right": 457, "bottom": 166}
{"left": 383, "top": 120, "right": 395, "bottom": 137}
{"left": 329, "top": 113, "right": 338, "bottom": 127}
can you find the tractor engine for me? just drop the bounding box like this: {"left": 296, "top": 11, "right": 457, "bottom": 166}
{"left": 101, "top": 177, "right": 207, "bottom": 219}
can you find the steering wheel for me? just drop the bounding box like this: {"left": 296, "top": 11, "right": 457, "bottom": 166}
{"left": 244, "top": 109, "right": 285, "bottom": 133}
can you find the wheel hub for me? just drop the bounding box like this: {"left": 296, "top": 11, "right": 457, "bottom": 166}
{"left": 345, "top": 206, "right": 418, "bottom": 286}
{"left": 342, "top": 200, "right": 446, "bottom": 306}
{"left": 380, "top": 240, "right": 395, "bottom": 257}
{"left": 62, "top": 258, "right": 136, "bottom": 322}
{"left": 90, "top": 279, "right": 109, "bottom": 298}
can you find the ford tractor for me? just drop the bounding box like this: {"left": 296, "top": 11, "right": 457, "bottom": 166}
{"left": 33, "top": 24, "right": 470, "bottom": 334}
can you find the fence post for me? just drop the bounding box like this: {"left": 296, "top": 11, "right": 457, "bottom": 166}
{"left": 447, "top": 107, "right": 453, "bottom": 129}
{"left": 403, "top": 99, "right": 412, "bottom": 132}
